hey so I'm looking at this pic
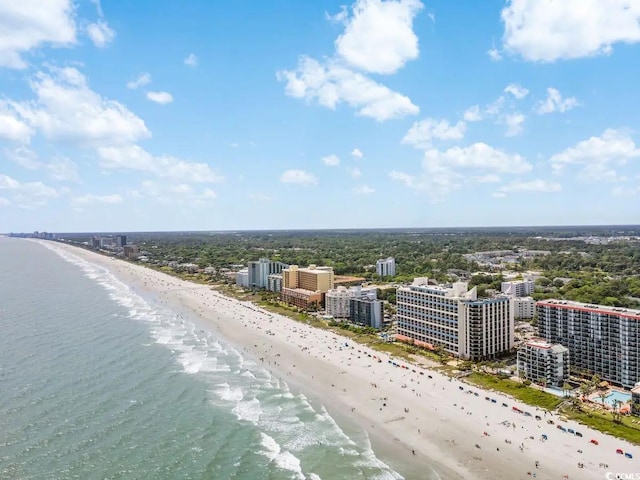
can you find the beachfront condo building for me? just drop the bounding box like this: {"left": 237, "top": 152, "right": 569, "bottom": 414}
{"left": 325, "top": 286, "right": 377, "bottom": 318}
{"left": 350, "top": 297, "right": 384, "bottom": 329}
{"left": 267, "top": 273, "right": 282, "bottom": 292}
{"left": 631, "top": 383, "right": 640, "bottom": 417}
{"left": 248, "top": 258, "right": 288, "bottom": 290}
{"left": 236, "top": 268, "right": 249, "bottom": 288}
{"left": 501, "top": 280, "right": 535, "bottom": 297}
{"left": 537, "top": 300, "right": 640, "bottom": 389}
{"left": 517, "top": 339, "right": 569, "bottom": 387}
{"left": 376, "top": 257, "right": 396, "bottom": 277}
{"left": 281, "top": 265, "right": 335, "bottom": 310}
{"left": 396, "top": 278, "right": 514, "bottom": 361}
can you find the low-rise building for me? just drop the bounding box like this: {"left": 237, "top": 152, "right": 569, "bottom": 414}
{"left": 517, "top": 339, "right": 569, "bottom": 387}
{"left": 123, "top": 244, "right": 140, "bottom": 259}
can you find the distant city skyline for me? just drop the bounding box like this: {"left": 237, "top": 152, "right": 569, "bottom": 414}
{"left": 1, "top": 0, "right": 639, "bottom": 232}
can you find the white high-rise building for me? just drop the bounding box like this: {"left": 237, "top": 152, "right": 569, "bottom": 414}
{"left": 236, "top": 269, "right": 249, "bottom": 288}
{"left": 501, "top": 280, "right": 535, "bottom": 297}
{"left": 396, "top": 278, "right": 514, "bottom": 361}
{"left": 376, "top": 257, "right": 396, "bottom": 277}
{"left": 517, "top": 339, "right": 569, "bottom": 387}
{"left": 512, "top": 296, "right": 535, "bottom": 320}
{"left": 325, "top": 286, "right": 377, "bottom": 318}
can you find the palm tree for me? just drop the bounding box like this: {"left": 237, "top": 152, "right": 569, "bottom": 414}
{"left": 598, "top": 391, "right": 608, "bottom": 407}
{"left": 612, "top": 399, "right": 622, "bottom": 424}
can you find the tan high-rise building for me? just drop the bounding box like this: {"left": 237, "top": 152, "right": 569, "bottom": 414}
{"left": 281, "top": 265, "right": 335, "bottom": 310}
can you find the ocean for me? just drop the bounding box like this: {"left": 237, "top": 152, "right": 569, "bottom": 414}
{"left": 0, "top": 238, "right": 406, "bottom": 480}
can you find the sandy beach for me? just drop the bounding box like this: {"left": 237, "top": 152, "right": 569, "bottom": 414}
{"left": 44, "top": 241, "right": 639, "bottom": 480}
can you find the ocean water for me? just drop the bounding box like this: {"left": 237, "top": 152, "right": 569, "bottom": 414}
{"left": 0, "top": 238, "right": 406, "bottom": 480}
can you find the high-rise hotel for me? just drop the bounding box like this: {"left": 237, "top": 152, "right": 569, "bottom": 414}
{"left": 396, "top": 278, "right": 514, "bottom": 361}
{"left": 537, "top": 300, "right": 640, "bottom": 388}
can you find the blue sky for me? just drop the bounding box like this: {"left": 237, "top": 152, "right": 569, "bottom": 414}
{"left": 1, "top": 0, "right": 639, "bottom": 232}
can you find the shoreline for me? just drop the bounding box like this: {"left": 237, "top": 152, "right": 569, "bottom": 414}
{"left": 40, "top": 240, "right": 639, "bottom": 480}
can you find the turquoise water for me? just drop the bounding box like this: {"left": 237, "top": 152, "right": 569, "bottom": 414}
{"left": 604, "top": 391, "right": 631, "bottom": 407}
{"left": 0, "top": 238, "right": 416, "bottom": 480}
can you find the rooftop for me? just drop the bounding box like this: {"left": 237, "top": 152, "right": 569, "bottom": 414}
{"left": 537, "top": 299, "right": 640, "bottom": 318}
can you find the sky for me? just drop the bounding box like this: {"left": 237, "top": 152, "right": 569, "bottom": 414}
{"left": 1, "top": 0, "right": 640, "bottom": 232}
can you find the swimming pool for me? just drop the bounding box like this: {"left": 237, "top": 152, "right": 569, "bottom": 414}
{"left": 604, "top": 390, "right": 631, "bottom": 407}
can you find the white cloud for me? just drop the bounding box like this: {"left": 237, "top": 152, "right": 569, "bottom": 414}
{"left": 347, "top": 166, "right": 362, "bottom": 178}
{"left": 0, "top": 0, "right": 76, "bottom": 69}
{"left": 497, "top": 179, "right": 562, "bottom": 194}
{"left": 353, "top": 184, "right": 374, "bottom": 194}
{"left": 0, "top": 173, "right": 58, "bottom": 208}
{"left": 351, "top": 148, "right": 363, "bottom": 158}
{"left": 485, "top": 96, "right": 505, "bottom": 117}
{"left": 249, "top": 193, "right": 272, "bottom": 201}
{"left": 277, "top": 56, "right": 419, "bottom": 121}
{"left": 127, "top": 73, "right": 151, "bottom": 90}
{"left": 322, "top": 154, "right": 341, "bottom": 166}
{"left": 17, "top": 67, "right": 150, "bottom": 147}
{"left": 129, "top": 180, "right": 217, "bottom": 205}
{"left": 500, "top": 0, "right": 640, "bottom": 62}
{"left": 504, "top": 83, "right": 529, "bottom": 99}
{"left": 424, "top": 143, "right": 531, "bottom": 174}
{"left": 47, "top": 156, "right": 80, "bottom": 183}
{"left": 280, "top": 169, "right": 318, "bottom": 186}
{"left": 390, "top": 143, "right": 531, "bottom": 202}
{"left": 535, "top": 88, "right": 579, "bottom": 114}
{"left": 612, "top": 185, "right": 640, "bottom": 197}
{"left": 504, "top": 112, "right": 525, "bottom": 137}
{"left": 334, "top": 0, "right": 424, "bottom": 74}
{"left": 146, "top": 91, "right": 174, "bottom": 105}
{"left": 0, "top": 196, "right": 10, "bottom": 206}
{"left": 474, "top": 174, "right": 501, "bottom": 184}
{"left": 463, "top": 105, "right": 482, "bottom": 122}
{"left": 72, "top": 193, "right": 122, "bottom": 205}
{"left": 4, "top": 146, "right": 40, "bottom": 169}
{"left": 549, "top": 128, "right": 640, "bottom": 181}
{"left": 98, "top": 145, "right": 224, "bottom": 184}
{"left": 86, "top": 21, "right": 115, "bottom": 48}
{"left": 326, "top": 5, "right": 349, "bottom": 24}
{"left": 402, "top": 118, "right": 466, "bottom": 148}
{"left": 184, "top": 53, "right": 198, "bottom": 67}
{"left": 0, "top": 102, "right": 33, "bottom": 143}
{"left": 487, "top": 47, "right": 502, "bottom": 61}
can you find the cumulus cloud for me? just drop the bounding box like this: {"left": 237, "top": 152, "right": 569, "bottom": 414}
{"left": 47, "top": 156, "right": 80, "bottom": 183}
{"left": 390, "top": 143, "right": 531, "bottom": 202}
{"left": 146, "top": 91, "right": 174, "bottom": 105}
{"left": 504, "top": 112, "right": 525, "bottom": 137}
{"left": 0, "top": 102, "right": 33, "bottom": 143}
{"left": 353, "top": 184, "right": 374, "bottom": 194}
{"left": 347, "top": 166, "right": 362, "bottom": 178}
{"left": 0, "top": 173, "right": 58, "bottom": 208}
{"left": 72, "top": 193, "right": 122, "bottom": 205}
{"left": 129, "top": 180, "right": 217, "bottom": 205}
{"left": 98, "top": 145, "right": 224, "bottom": 184}
{"left": 500, "top": 0, "right": 640, "bottom": 62}
{"left": 184, "top": 53, "right": 198, "bottom": 67}
{"left": 277, "top": 56, "right": 419, "bottom": 121}
{"left": 86, "top": 21, "right": 115, "bottom": 48}
{"left": 504, "top": 83, "right": 529, "bottom": 99}
{"left": 463, "top": 105, "right": 482, "bottom": 122}
{"left": 16, "top": 66, "right": 150, "bottom": 147}
{"left": 497, "top": 179, "right": 562, "bottom": 194}
{"left": 322, "top": 154, "right": 341, "bottom": 166}
{"left": 0, "top": 0, "right": 76, "bottom": 69}
{"left": 550, "top": 128, "right": 640, "bottom": 182}
{"left": 402, "top": 118, "right": 466, "bottom": 148}
{"left": 280, "top": 169, "right": 318, "bottom": 186}
{"left": 535, "top": 88, "right": 579, "bottom": 114}
{"left": 351, "top": 148, "right": 363, "bottom": 158}
{"left": 487, "top": 47, "right": 502, "bottom": 61}
{"left": 334, "top": 0, "right": 424, "bottom": 74}
{"left": 127, "top": 73, "right": 151, "bottom": 90}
